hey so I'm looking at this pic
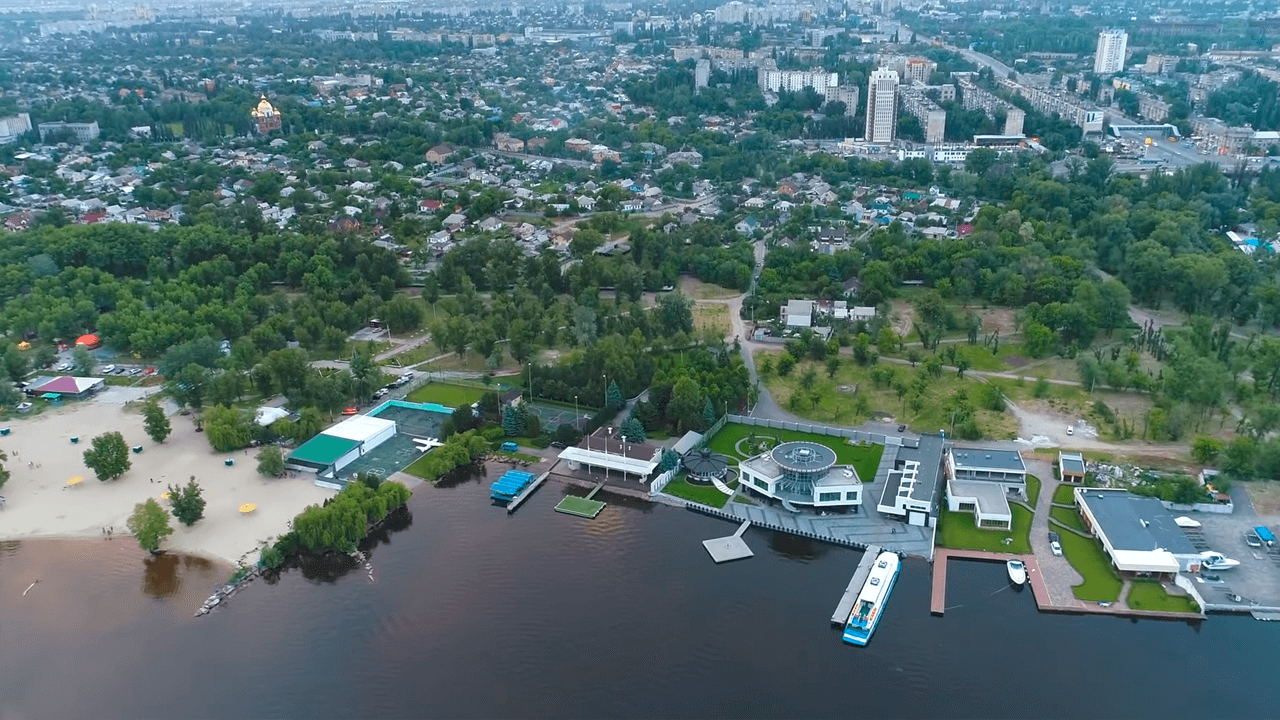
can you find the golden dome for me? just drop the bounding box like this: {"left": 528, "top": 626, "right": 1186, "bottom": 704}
{"left": 251, "top": 95, "right": 277, "bottom": 118}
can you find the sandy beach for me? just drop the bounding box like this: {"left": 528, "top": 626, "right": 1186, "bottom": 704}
{"left": 0, "top": 395, "right": 336, "bottom": 567}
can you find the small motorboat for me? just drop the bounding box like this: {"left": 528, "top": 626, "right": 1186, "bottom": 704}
{"left": 1006, "top": 559, "right": 1027, "bottom": 586}
{"left": 1174, "top": 516, "right": 1201, "bottom": 528}
{"left": 1200, "top": 552, "right": 1241, "bottom": 571}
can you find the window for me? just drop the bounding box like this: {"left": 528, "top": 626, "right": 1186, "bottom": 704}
{"left": 846, "top": 491, "right": 859, "bottom": 500}
{"left": 819, "top": 492, "right": 841, "bottom": 502}
{"left": 958, "top": 502, "right": 976, "bottom": 512}
{"left": 753, "top": 478, "right": 768, "bottom": 490}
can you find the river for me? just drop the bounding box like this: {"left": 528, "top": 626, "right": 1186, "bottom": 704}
{"left": 2, "top": 472, "right": 1277, "bottom": 719}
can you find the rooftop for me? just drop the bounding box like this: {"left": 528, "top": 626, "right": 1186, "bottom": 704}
{"left": 322, "top": 414, "right": 397, "bottom": 443}
{"left": 951, "top": 447, "right": 1027, "bottom": 472}
{"left": 1078, "top": 490, "right": 1197, "bottom": 556}
{"left": 770, "top": 441, "right": 836, "bottom": 474}
{"left": 289, "top": 434, "right": 361, "bottom": 466}
{"left": 1059, "top": 451, "right": 1086, "bottom": 475}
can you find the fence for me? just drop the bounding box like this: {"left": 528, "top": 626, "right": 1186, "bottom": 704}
{"left": 1174, "top": 573, "right": 1208, "bottom": 611}
{"left": 1161, "top": 500, "right": 1233, "bottom": 515}
{"left": 649, "top": 467, "right": 678, "bottom": 495}
{"left": 721, "top": 414, "right": 919, "bottom": 449}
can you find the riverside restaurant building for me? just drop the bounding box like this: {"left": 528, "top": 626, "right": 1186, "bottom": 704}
{"left": 738, "top": 441, "right": 863, "bottom": 510}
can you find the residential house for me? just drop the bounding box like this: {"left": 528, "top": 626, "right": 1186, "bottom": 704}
{"left": 478, "top": 216, "right": 504, "bottom": 232}
{"left": 781, "top": 299, "right": 815, "bottom": 328}
{"left": 443, "top": 212, "right": 468, "bottom": 231}
{"left": 1059, "top": 451, "right": 1087, "bottom": 484}
{"left": 945, "top": 447, "right": 1027, "bottom": 530}
{"left": 425, "top": 143, "right": 455, "bottom": 163}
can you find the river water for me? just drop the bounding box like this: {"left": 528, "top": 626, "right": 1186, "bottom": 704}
{"left": 2, "top": 472, "right": 1277, "bottom": 719}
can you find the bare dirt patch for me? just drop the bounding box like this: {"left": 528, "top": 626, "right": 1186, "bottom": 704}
{"left": 977, "top": 307, "right": 1016, "bottom": 333}
{"left": 680, "top": 275, "right": 741, "bottom": 300}
{"left": 1247, "top": 481, "right": 1280, "bottom": 515}
{"left": 889, "top": 299, "right": 916, "bottom": 337}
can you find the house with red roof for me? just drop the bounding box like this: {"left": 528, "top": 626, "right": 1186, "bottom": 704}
{"left": 26, "top": 375, "right": 105, "bottom": 399}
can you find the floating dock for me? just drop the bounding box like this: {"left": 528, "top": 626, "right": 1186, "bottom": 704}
{"left": 554, "top": 482, "right": 607, "bottom": 518}
{"left": 505, "top": 471, "right": 549, "bottom": 514}
{"left": 831, "top": 545, "right": 882, "bottom": 625}
{"left": 703, "top": 520, "right": 754, "bottom": 563}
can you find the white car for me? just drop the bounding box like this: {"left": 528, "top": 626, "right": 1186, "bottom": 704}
{"left": 1066, "top": 426, "right": 1074, "bottom": 436}
{"left": 101, "top": 364, "right": 116, "bottom": 374}
{"left": 57, "top": 362, "right": 72, "bottom": 372}
{"left": 1051, "top": 541, "right": 1063, "bottom": 557}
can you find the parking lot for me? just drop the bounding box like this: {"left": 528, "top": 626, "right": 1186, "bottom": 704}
{"left": 1188, "top": 505, "right": 1280, "bottom": 609}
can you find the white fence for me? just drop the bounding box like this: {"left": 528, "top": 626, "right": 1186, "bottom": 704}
{"left": 724, "top": 414, "right": 919, "bottom": 449}
{"left": 1175, "top": 573, "right": 1207, "bottom": 611}
{"left": 649, "top": 467, "right": 678, "bottom": 496}
{"left": 1161, "top": 500, "right": 1233, "bottom": 515}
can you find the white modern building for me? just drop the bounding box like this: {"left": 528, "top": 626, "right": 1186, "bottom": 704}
{"left": 695, "top": 58, "right": 711, "bottom": 89}
{"left": 558, "top": 427, "right": 661, "bottom": 481}
{"left": 739, "top": 441, "right": 863, "bottom": 509}
{"left": 781, "top": 299, "right": 815, "bottom": 327}
{"left": 945, "top": 447, "right": 1027, "bottom": 530}
{"left": 1075, "top": 488, "right": 1203, "bottom": 578}
{"left": 37, "top": 120, "right": 100, "bottom": 144}
{"left": 758, "top": 68, "right": 839, "bottom": 97}
{"left": 1094, "top": 29, "right": 1128, "bottom": 74}
{"left": 865, "top": 68, "right": 899, "bottom": 144}
{"left": 0, "top": 113, "right": 31, "bottom": 144}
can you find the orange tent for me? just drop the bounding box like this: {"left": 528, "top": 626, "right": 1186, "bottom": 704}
{"left": 16, "top": 341, "right": 30, "bottom": 350}
{"left": 75, "top": 334, "right": 100, "bottom": 348}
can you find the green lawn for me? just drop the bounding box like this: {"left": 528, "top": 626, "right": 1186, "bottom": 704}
{"left": 936, "top": 504, "right": 1033, "bottom": 554}
{"left": 1053, "top": 484, "right": 1077, "bottom": 505}
{"left": 1126, "top": 580, "right": 1200, "bottom": 613}
{"left": 555, "top": 495, "right": 606, "bottom": 518}
{"left": 662, "top": 476, "right": 736, "bottom": 509}
{"left": 405, "top": 382, "right": 487, "bottom": 408}
{"left": 1050, "top": 505, "right": 1087, "bottom": 532}
{"left": 1025, "top": 474, "right": 1042, "bottom": 508}
{"left": 1057, "top": 530, "right": 1123, "bottom": 602}
{"left": 705, "top": 422, "right": 884, "bottom": 483}
{"left": 401, "top": 453, "right": 440, "bottom": 481}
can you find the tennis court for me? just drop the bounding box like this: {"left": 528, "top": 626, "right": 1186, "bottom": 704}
{"left": 525, "top": 401, "right": 592, "bottom": 431}
{"left": 370, "top": 400, "right": 450, "bottom": 439}
{"left": 338, "top": 401, "right": 453, "bottom": 482}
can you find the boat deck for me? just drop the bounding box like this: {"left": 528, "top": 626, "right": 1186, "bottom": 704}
{"left": 830, "top": 545, "right": 881, "bottom": 625}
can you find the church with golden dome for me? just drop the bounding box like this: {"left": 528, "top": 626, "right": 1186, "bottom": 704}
{"left": 250, "top": 95, "right": 282, "bottom": 135}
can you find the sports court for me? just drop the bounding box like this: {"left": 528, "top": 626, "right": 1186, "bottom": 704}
{"left": 525, "top": 401, "right": 593, "bottom": 432}
{"left": 338, "top": 400, "right": 452, "bottom": 481}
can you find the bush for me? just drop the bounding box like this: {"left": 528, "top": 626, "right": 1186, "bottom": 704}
{"left": 290, "top": 481, "right": 413, "bottom": 554}
{"left": 168, "top": 477, "right": 206, "bottom": 527}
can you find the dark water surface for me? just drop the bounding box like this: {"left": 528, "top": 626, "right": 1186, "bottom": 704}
{"left": 2, "top": 476, "right": 1278, "bottom": 719}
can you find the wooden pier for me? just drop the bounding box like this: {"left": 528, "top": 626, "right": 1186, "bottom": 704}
{"left": 931, "top": 548, "right": 1048, "bottom": 615}
{"left": 831, "top": 545, "right": 881, "bottom": 625}
{"left": 506, "top": 471, "right": 549, "bottom": 514}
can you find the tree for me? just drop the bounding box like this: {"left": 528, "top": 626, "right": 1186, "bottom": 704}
{"left": 381, "top": 296, "right": 425, "bottom": 334}
{"left": 349, "top": 351, "right": 382, "bottom": 401}
{"left": 168, "top": 477, "right": 206, "bottom": 527}
{"left": 1222, "top": 436, "right": 1258, "bottom": 478}
{"left": 72, "top": 346, "right": 96, "bottom": 376}
{"left": 1023, "top": 322, "right": 1053, "bottom": 358}
{"left": 799, "top": 367, "right": 818, "bottom": 391}
{"left": 142, "top": 400, "right": 171, "bottom": 443}
{"left": 825, "top": 356, "right": 841, "bottom": 378}
{"left": 0, "top": 449, "right": 8, "bottom": 491}
{"left": 776, "top": 354, "right": 795, "bottom": 376}
{"left": 167, "top": 363, "right": 209, "bottom": 410}
{"left": 83, "top": 431, "right": 131, "bottom": 481}
{"left": 257, "top": 445, "right": 286, "bottom": 477}
{"left": 606, "top": 380, "right": 625, "bottom": 411}
{"left": 127, "top": 499, "right": 173, "bottom": 554}
{"left": 620, "top": 416, "right": 646, "bottom": 443}
{"left": 502, "top": 404, "right": 524, "bottom": 436}
{"left": 703, "top": 398, "right": 717, "bottom": 430}
{"left": 204, "top": 405, "right": 251, "bottom": 452}
{"left": 1191, "top": 436, "right": 1225, "bottom": 465}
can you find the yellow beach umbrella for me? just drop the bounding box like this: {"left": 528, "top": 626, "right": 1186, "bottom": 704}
{"left": 66, "top": 476, "right": 84, "bottom": 486}
{"left": 160, "top": 491, "right": 171, "bottom": 500}
{"left": 238, "top": 503, "right": 257, "bottom": 514}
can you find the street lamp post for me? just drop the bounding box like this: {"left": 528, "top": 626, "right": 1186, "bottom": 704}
{"left": 575, "top": 395, "right": 581, "bottom": 450}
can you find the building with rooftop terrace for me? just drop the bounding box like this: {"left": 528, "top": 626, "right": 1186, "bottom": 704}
{"left": 877, "top": 434, "right": 945, "bottom": 527}
{"left": 1075, "top": 488, "right": 1203, "bottom": 578}
{"left": 945, "top": 447, "right": 1027, "bottom": 530}
{"left": 739, "top": 441, "right": 863, "bottom": 509}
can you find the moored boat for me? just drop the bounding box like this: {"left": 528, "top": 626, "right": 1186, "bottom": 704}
{"left": 843, "top": 551, "right": 900, "bottom": 646}
{"left": 1007, "top": 559, "right": 1027, "bottom": 586}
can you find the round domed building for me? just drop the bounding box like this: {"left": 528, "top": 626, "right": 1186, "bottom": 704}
{"left": 251, "top": 95, "right": 282, "bottom": 135}
{"left": 681, "top": 449, "right": 730, "bottom": 485}
{"left": 739, "top": 440, "right": 863, "bottom": 509}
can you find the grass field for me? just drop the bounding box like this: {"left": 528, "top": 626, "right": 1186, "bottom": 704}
{"left": 401, "top": 453, "right": 441, "bottom": 481}
{"left": 1057, "top": 531, "right": 1123, "bottom": 602}
{"left": 1053, "top": 483, "right": 1077, "bottom": 505}
{"left": 757, "top": 352, "right": 1018, "bottom": 439}
{"left": 1025, "top": 475, "right": 1041, "bottom": 508}
{"left": 555, "top": 495, "right": 606, "bottom": 518}
{"left": 1126, "top": 580, "right": 1199, "bottom": 613}
{"left": 1050, "top": 505, "right": 1087, "bottom": 532}
{"left": 406, "top": 382, "right": 487, "bottom": 408}
{"left": 705, "top": 423, "right": 884, "bottom": 483}
{"left": 661, "top": 475, "right": 737, "bottom": 508}
{"left": 936, "top": 505, "right": 1033, "bottom": 555}
{"left": 692, "top": 303, "right": 731, "bottom": 337}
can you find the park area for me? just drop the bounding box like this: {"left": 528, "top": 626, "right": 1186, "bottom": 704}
{"left": 704, "top": 422, "right": 884, "bottom": 484}
{"left": 755, "top": 351, "right": 1018, "bottom": 440}
{"left": 661, "top": 475, "right": 739, "bottom": 509}
{"left": 1056, "top": 530, "right": 1123, "bottom": 602}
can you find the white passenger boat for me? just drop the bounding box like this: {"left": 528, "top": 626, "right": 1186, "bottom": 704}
{"left": 1007, "top": 559, "right": 1027, "bottom": 586}
{"left": 843, "top": 551, "right": 900, "bottom": 646}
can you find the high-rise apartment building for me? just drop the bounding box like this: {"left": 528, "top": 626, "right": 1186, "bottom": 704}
{"left": 695, "top": 59, "right": 710, "bottom": 89}
{"left": 1094, "top": 29, "right": 1128, "bottom": 74}
{"left": 865, "top": 68, "right": 899, "bottom": 144}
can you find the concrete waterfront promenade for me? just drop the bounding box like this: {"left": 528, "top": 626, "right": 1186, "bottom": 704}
{"left": 831, "top": 545, "right": 881, "bottom": 625}
{"left": 698, "top": 501, "right": 935, "bottom": 558}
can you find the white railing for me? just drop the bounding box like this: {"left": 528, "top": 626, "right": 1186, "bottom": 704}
{"left": 649, "top": 467, "right": 678, "bottom": 495}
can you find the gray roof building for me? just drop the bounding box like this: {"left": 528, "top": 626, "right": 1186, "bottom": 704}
{"left": 1076, "top": 489, "right": 1201, "bottom": 574}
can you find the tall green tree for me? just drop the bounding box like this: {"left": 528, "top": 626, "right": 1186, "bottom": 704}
{"left": 203, "top": 405, "right": 251, "bottom": 452}
{"left": 606, "top": 380, "right": 624, "bottom": 411}
{"left": 127, "top": 498, "right": 173, "bottom": 554}
{"left": 83, "top": 431, "right": 131, "bottom": 481}
{"left": 168, "top": 477, "right": 206, "bottom": 527}
{"left": 71, "top": 346, "right": 96, "bottom": 376}
{"left": 257, "top": 445, "right": 286, "bottom": 477}
{"left": 142, "top": 400, "right": 171, "bottom": 443}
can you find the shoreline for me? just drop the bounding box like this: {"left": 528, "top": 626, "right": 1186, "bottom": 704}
{"left": 0, "top": 398, "right": 336, "bottom": 567}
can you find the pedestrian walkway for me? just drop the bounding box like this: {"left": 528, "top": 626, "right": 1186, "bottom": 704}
{"left": 710, "top": 475, "right": 734, "bottom": 496}
{"left": 709, "top": 502, "right": 935, "bottom": 558}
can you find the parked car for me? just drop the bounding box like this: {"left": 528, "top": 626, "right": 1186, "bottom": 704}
{"left": 126, "top": 368, "right": 142, "bottom": 376}
{"left": 1050, "top": 541, "right": 1063, "bottom": 557}
{"left": 374, "top": 388, "right": 389, "bottom": 399}
{"left": 101, "top": 364, "right": 115, "bottom": 374}
{"left": 57, "top": 362, "right": 72, "bottom": 372}
{"left": 1066, "top": 426, "right": 1074, "bottom": 435}
{"left": 1049, "top": 531, "right": 1060, "bottom": 543}
{"left": 1244, "top": 532, "right": 1263, "bottom": 548}
{"left": 550, "top": 441, "right": 566, "bottom": 449}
